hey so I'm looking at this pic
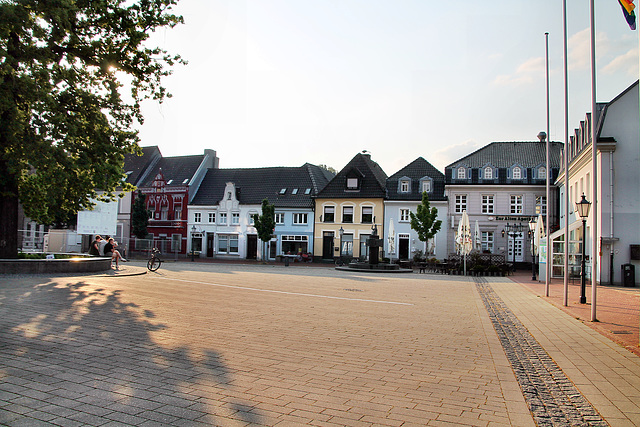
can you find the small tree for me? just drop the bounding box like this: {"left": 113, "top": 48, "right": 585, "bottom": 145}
{"left": 131, "top": 191, "right": 150, "bottom": 239}
{"left": 252, "top": 199, "right": 275, "bottom": 261}
{"left": 409, "top": 192, "right": 442, "bottom": 256}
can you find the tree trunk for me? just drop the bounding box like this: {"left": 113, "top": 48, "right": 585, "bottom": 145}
{"left": 0, "top": 168, "right": 19, "bottom": 259}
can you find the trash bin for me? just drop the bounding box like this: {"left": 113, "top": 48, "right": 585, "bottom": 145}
{"left": 622, "top": 263, "right": 635, "bottom": 287}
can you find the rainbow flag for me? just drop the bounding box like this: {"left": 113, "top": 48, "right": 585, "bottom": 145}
{"left": 618, "top": 0, "right": 636, "bottom": 30}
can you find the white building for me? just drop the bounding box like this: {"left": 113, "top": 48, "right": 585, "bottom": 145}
{"left": 384, "top": 157, "right": 448, "bottom": 261}
{"left": 553, "top": 81, "right": 639, "bottom": 285}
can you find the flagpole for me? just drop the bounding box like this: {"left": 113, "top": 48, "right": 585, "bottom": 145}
{"left": 545, "top": 31, "right": 551, "bottom": 297}
{"left": 563, "top": 0, "right": 570, "bottom": 307}
{"left": 589, "top": 0, "right": 598, "bottom": 322}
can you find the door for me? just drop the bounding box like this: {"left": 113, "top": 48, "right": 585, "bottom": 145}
{"left": 398, "top": 235, "right": 410, "bottom": 260}
{"left": 207, "top": 233, "right": 214, "bottom": 257}
{"left": 323, "top": 232, "right": 334, "bottom": 259}
{"left": 247, "top": 234, "right": 258, "bottom": 260}
{"left": 507, "top": 232, "right": 524, "bottom": 263}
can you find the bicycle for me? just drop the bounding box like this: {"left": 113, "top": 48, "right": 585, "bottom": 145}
{"left": 147, "top": 247, "right": 163, "bottom": 272}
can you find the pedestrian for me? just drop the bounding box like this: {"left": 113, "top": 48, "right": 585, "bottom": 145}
{"left": 99, "top": 235, "right": 109, "bottom": 256}
{"left": 89, "top": 235, "right": 101, "bottom": 256}
{"left": 104, "top": 238, "right": 127, "bottom": 269}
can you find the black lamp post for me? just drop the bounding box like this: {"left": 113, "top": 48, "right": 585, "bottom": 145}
{"left": 529, "top": 218, "right": 537, "bottom": 280}
{"left": 338, "top": 226, "right": 344, "bottom": 261}
{"left": 191, "top": 225, "right": 196, "bottom": 262}
{"left": 575, "top": 193, "right": 591, "bottom": 304}
{"left": 502, "top": 222, "right": 526, "bottom": 269}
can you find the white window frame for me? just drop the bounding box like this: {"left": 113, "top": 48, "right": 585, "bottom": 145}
{"left": 536, "top": 196, "right": 547, "bottom": 215}
{"left": 342, "top": 206, "right": 354, "bottom": 223}
{"left": 481, "top": 231, "right": 494, "bottom": 253}
{"left": 538, "top": 167, "right": 547, "bottom": 179}
{"left": 482, "top": 195, "right": 494, "bottom": 214}
{"left": 323, "top": 206, "right": 335, "bottom": 223}
{"left": 400, "top": 180, "right": 409, "bottom": 193}
{"left": 194, "top": 212, "right": 201, "bottom": 223}
{"left": 208, "top": 212, "right": 216, "bottom": 223}
{"left": 510, "top": 195, "right": 523, "bottom": 214}
{"left": 293, "top": 213, "right": 308, "bottom": 225}
{"left": 346, "top": 178, "right": 358, "bottom": 189}
{"left": 399, "top": 209, "right": 410, "bottom": 222}
{"left": 361, "top": 206, "right": 373, "bottom": 224}
{"left": 421, "top": 180, "right": 431, "bottom": 193}
{"left": 217, "top": 234, "right": 239, "bottom": 254}
{"left": 455, "top": 195, "right": 467, "bottom": 213}
{"left": 275, "top": 212, "right": 285, "bottom": 225}
{"left": 484, "top": 167, "right": 493, "bottom": 179}
{"left": 457, "top": 167, "right": 466, "bottom": 179}
{"left": 219, "top": 212, "right": 227, "bottom": 225}
{"left": 231, "top": 212, "right": 240, "bottom": 225}
{"left": 512, "top": 166, "right": 522, "bottom": 179}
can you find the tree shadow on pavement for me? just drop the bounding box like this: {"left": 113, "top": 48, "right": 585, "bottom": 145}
{"left": 0, "top": 278, "right": 263, "bottom": 426}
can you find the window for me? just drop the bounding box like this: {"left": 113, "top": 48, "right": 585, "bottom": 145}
{"left": 275, "top": 213, "right": 285, "bottom": 225}
{"left": 400, "top": 209, "right": 410, "bottom": 222}
{"left": 194, "top": 212, "right": 201, "bottom": 223}
{"left": 208, "top": 212, "right": 216, "bottom": 223}
{"left": 484, "top": 167, "right": 493, "bottom": 179}
{"left": 161, "top": 205, "right": 169, "bottom": 220}
{"left": 481, "top": 232, "right": 494, "bottom": 253}
{"left": 346, "top": 177, "right": 358, "bottom": 189}
{"left": 482, "top": 195, "right": 494, "bottom": 214}
{"left": 171, "top": 234, "right": 182, "bottom": 252}
{"left": 340, "top": 234, "right": 353, "bottom": 256}
{"left": 510, "top": 195, "right": 523, "bottom": 214}
{"left": 293, "top": 213, "right": 307, "bottom": 224}
{"left": 421, "top": 180, "right": 431, "bottom": 193}
{"left": 455, "top": 195, "right": 467, "bottom": 213}
{"left": 219, "top": 212, "right": 227, "bottom": 224}
{"left": 305, "top": 188, "right": 311, "bottom": 195}
{"left": 174, "top": 204, "right": 182, "bottom": 220}
{"left": 218, "top": 235, "right": 238, "bottom": 254}
{"left": 323, "top": 206, "right": 335, "bottom": 222}
{"left": 343, "top": 206, "right": 354, "bottom": 223}
{"left": 362, "top": 207, "right": 373, "bottom": 223}
{"left": 400, "top": 180, "right": 409, "bottom": 192}
{"left": 457, "top": 167, "right": 466, "bottom": 179}
{"left": 281, "top": 235, "right": 308, "bottom": 254}
{"left": 279, "top": 188, "right": 286, "bottom": 195}
{"left": 292, "top": 189, "right": 298, "bottom": 195}
{"left": 232, "top": 212, "right": 240, "bottom": 225}
{"left": 512, "top": 166, "right": 521, "bottom": 179}
{"left": 536, "top": 196, "right": 547, "bottom": 215}
{"left": 538, "top": 167, "right": 546, "bottom": 179}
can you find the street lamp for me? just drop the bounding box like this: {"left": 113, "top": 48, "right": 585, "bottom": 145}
{"left": 502, "top": 222, "right": 526, "bottom": 269}
{"left": 575, "top": 193, "right": 591, "bottom": 304}
{"left": 191, "top": 225, "right": 197, "bottom": 262}
{"left": 338, "top": 226, "right": 344, "bottom": 261}
{"left": 529, "top": 218, "right": 537, "bottom": 280}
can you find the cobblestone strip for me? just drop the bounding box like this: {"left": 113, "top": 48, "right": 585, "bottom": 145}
{"left": 475, "top": 278, "right": 608, "bottom": 427}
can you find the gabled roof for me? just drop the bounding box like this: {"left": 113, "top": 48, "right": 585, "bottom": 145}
{"left": 445, "top": 141, "right": 563, "bottom": 169}
{"left": 387, "top": 157, "right": 446, "bottom": 201}
{"left": 139, "top": 154, "right": 206, "bottom": 188}
{"left": 316, "top": 153, "right": 387, "bottom": 199}
{"left": 123, "top": 145, "right": 161, "bottom": 186}
{"left": 190, "top": 164, "right": 333, "bottom": 208}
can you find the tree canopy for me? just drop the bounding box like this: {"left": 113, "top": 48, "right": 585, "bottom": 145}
{"left": 0, "top": 0, "right": 184, "bottom": 257}
{"left": 409, "top": 192, "right": 442, "bottom": 244}
{"left": 252, "top": 199, "right": 276, "bottom": 244}
{"left": 131, "top": 190, "right": 150, "bottom": 239}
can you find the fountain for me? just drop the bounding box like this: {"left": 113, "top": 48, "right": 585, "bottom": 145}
{"left": 336, "top": 224, "right": 412, "bottom": 273}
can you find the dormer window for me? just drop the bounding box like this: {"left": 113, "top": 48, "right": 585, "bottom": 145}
{"left": 346, "top": 177, "right": 358, "bottom": 189}
{"left": 400, "top": 180, "right": 410, "bottom": 193}
{"left": 512, "top": 166, "right": 522, "bottom": 179}
{"left": 483, "top": 167, "right": 493, "bottom": 179}
{"left": 421, "top": 180, "right": 431, "bottom": 193}
{"left": 457, "top": 167, "right": 466, "bottom": 179}
{"left": 538, "top": 167, "right": 546, "bottom": 179}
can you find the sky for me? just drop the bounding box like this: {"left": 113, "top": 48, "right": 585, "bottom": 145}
{"left": 136, "top": 0, "right": 639, "bottom": 175}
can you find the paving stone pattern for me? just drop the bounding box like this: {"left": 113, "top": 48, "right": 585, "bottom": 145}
{"left": 475, "top": 278, "right": 608, "bottom": 427}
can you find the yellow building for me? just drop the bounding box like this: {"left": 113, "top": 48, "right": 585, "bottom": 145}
{"left": 314, "top": 153, "right": 387, "bottom": 261}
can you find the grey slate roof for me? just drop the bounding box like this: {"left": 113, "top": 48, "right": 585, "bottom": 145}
{"left": 140, "top": 154, "right": 206, "bottom": 188}
{"left": 445, "top": 141, "right": 563, "bottom": 185}
{"left": 190, "top": 164, "right": 333, "bottom": 208}
{"left": 316, "top": 153, "right": 388, "bottom": 199}
{"left": 123, "top": 146, "right": 161, "bottom": 186}
{"left": 386, "top": 157, "right": 446, "bottom": 201}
